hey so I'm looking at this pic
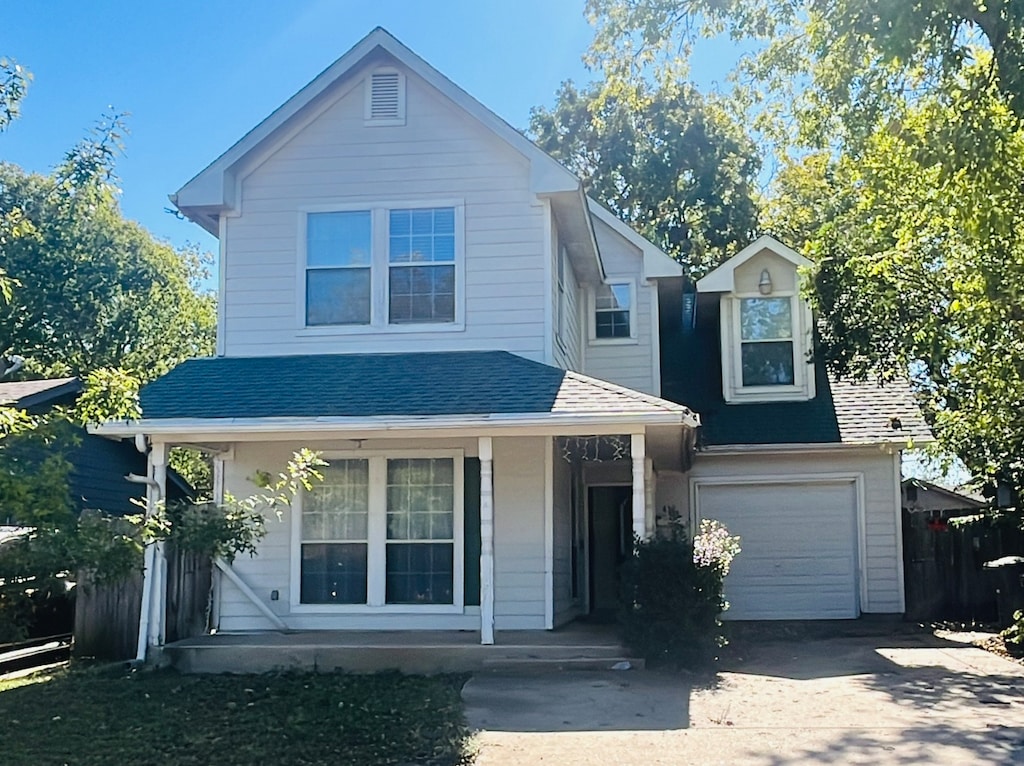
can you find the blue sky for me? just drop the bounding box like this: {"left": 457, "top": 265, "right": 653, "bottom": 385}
{"left": 2, "top": 1, "right": 743, "bottom": 255}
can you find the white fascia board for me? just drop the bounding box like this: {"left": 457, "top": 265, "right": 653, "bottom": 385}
{"left": 701, "top": 440, "right": 916, "bottom": 455}
{"left": 89, "top": 410, "right": 698, "bottom": 439}
{"left": 697, "top": 235, "right": 812, "bottom": 293}
{"left": 586, "top": 199, "right": 682, "bottom": 281}
{"left": 174, "top": 27, "right": 580, "bottom": 216}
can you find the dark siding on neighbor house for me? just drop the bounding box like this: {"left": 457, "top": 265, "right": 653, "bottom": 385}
{"left": 68, "top": 434, "right": 191, "bottom": 516}
{"left": 659, "top": 290, "right": 842, "bottom": 446}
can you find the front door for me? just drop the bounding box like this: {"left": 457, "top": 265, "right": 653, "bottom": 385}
{"left": 588, "top": 485, "right": 632, "bottom": 620}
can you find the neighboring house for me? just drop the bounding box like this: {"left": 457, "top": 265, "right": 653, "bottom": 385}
{"left": 92, "top": 28, "right": 928, "bottom": 660}
{"left": 0, "top": 378, "right": 192, "bottom": 521}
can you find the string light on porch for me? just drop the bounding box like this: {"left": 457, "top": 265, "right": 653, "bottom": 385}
{"left": 559, "top": 435, "right": 629, "bottom": 463}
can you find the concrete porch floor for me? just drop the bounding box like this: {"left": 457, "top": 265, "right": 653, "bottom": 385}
{"left": 164, "top": 622, "right": 641, "bottom": 674}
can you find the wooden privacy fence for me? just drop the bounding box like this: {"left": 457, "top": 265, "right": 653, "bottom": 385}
{"left": 74, "top": 545, "right": 212, "bottom": 660}
{"left": 903, "top": 510, "right": 1024, "bottom": 623}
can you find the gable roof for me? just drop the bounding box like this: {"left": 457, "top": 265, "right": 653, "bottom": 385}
{"left": 0, "top": 377, "right": 81, "bottom": 412}
{"left": 587, "top": 200, "right": 683, "bottom": 280}
{"left": 697, "top": 235, "right": 812, "bottom": 293}
{"left": 173, "top": 27, "right": 581, "bottom": 230}
{"left": 93, "top": 352, "right": 696, "bottom": 435}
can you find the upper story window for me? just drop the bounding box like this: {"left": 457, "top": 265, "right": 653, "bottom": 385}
{"left": 364, "top": 69, "right": 406, "bottom": 126}
{"left": 389, "top": 208, "right": 456, "bottom": 323}
{"left": 306, "top": 212, "right": 372, "bottom": 326}
{"left": 591, "top": 281, "right": 635, "bottom": 342}
{"left": 697, "top": 236, "right": 815, "bottom": 403}
{"left": 739, "top": 297, "right": 795, "bottom": 386}
{"left": 300, "top": 203, "right": 463, "bottom": 333}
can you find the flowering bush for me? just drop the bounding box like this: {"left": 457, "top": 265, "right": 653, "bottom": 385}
{"left": 693, "top": 519, "right": 742, "bottom": 576}
{"left": 618, "top": 516, "right": 740, "bottom": 669}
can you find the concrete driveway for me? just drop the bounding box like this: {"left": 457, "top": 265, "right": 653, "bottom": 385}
{"left": 463, "top": 629, "right": 1024, "bottom": 764}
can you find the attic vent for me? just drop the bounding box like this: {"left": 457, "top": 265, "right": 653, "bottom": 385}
{"left": 365, "top": 70, "right": 405, "bottom": 125}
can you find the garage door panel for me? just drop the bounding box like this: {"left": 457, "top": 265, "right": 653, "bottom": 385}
{"left": 697, "top": 481, "right": 859, "bottom": 620}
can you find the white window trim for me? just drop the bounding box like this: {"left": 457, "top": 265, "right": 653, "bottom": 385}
{"left": 295, "top": 200, "right": 466, "bottom": 335}
{"left": 363, "top": 67, "right": 407, "bottom": 127}
{"left": 588, "top": 279, "right": 638, "bottom": 345}
{"left": 720, "top": 291, "right": 816, "bottom": 403}
{"left": 289, "top": 449, "right": 465, "bottom": 614}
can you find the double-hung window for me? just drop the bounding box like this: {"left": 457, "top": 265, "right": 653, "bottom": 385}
{"left": 302, "top": 204, "right": 460, "bottom": 330}
{"left": 592, "top": 282, "right": 633, "bottom": 340}
{"left": 297, "top": 453, "right": 462, "bottom": 610}
{"left": 388, "top": 208, "right": 456, "bottom": 324}
{"left": 305, "top": 212, "right": 372, "bottom": 326}
{"left": 739, "top": 297, "right": 795, "bottom": 386}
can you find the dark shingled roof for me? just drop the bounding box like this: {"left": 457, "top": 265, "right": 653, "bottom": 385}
{"left": 660, "top": 303, "right": 931, "bottom": 447}
{"left": 0, "top": 377, "right": 81, "bottom": 412}
{"left": 139, "top": 351, "right": 694, "bottom": 421}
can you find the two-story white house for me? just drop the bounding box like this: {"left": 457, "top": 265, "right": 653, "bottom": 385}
{"left": 95, "top": 28, "right": 929, "bottom": 667}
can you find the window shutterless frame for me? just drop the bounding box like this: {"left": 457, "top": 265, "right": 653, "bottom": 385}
{"left": 289, "top": 449, "right": 465, "bottom": 614}
{"left": 721, "top": 291, "right": 815, "bottom": 403}
{"left": 588, "top": 280, "right": 637, "bottom": 344}
{"left": 295, "top": 201, "right": 465, "bottom": 335}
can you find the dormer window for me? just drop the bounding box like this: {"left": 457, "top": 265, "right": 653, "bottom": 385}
{"left": 740, "top": 297, "right": 795, "bottom": 386}
{"left": 364, "top": 69, "right": 406, "bottom": 126}
{"left": 697, "top": 236, "right": 815, "bottom": 403}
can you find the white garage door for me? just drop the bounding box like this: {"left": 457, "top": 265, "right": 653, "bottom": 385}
{"left": 697, "top": 481, "right": 859, "bottom": 620}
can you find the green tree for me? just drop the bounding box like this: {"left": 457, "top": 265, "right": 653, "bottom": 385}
{"left": 0, "top": 57, "right": 30, "bottom": 132}
{"left": 531, "top": 79, "right": 761, "bottom": 276}
{"left": 0, "top": 118, "right": 216, "bottom": 382}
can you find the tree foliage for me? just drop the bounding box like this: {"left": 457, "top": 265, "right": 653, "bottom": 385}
{"left": 531, "top": 79, "right": 761, "bottom": 275}
{"left": 0, "top": 117, "right": 216, "bottom": 382}
{"left": 586, "top": 0, "right": 1024, "bottom": 499}
{"left": 0, "top": 57, "right": 29, "bottom": 133}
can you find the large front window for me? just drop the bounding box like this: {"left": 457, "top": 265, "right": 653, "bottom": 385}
{"left": 298, "top": 453, "right": 461, "bottom": 608}
{"left": 739, "top": 297, "right": 795, "bottom": 386}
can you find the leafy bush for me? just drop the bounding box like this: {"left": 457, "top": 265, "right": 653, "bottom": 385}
{"left": 1001, "top": 610, "right": 1024, "bottom": 656}
{"left": 619, "top": 518, "right": 740, "bottom": 669}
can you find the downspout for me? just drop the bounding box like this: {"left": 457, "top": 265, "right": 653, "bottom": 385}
{"left": 126, "top": 468, "right": 161, "bottom": 664}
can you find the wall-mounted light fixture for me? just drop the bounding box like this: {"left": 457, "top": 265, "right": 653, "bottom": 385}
{"left": 758, "top": 269, "right": 773, "bottom": 295}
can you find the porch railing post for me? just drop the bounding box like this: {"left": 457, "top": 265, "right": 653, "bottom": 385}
{"left": 630, "top": 433, "right": 647, "bottom": 543}
{"left": 479, "top": 436, "right": 495, "bottom": 645}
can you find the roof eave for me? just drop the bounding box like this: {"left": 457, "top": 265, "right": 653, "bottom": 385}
{"left": 90, "top": 410, "right": 698, "bottom": 440}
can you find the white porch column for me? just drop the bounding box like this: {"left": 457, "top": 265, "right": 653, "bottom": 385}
{"left": 147, "top": 442, "right": 168, "bottom": 652}
{"left": 631, "top": 433, "right": 647, "bottom": 543}
{"left": 479, "top": 436, "right": 495, "bottom": 645}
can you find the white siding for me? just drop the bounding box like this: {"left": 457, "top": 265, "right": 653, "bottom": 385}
{"left": 583, "top": 218, "right": 657, "bottom": 394}
{"left": 551, "top": 446, "right": 578, "bottom": 626}
{"left": 492, "top": 436, "right": 548, "bottom": 629}
{"left": 216, "top": 437, "right": 480, "bottom": 632}
{"left": 221, "top": 61, "right": 548, "bottom": 361}
{"left": 552, "top": 227, "right": 583, "bottom": 371}
{"left": 660, "top": 448, "right": 903, "bottom": 615}
{"left": 214, "top": 435, "right": 551, "bottom": 632}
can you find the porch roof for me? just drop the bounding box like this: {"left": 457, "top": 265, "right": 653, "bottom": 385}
{"left": 132, "top": 351, "right": 697, "bottom": 424}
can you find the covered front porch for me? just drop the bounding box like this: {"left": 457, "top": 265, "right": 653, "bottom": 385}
{"left": 91, "top": 351, "right": 698, "bottom": 667}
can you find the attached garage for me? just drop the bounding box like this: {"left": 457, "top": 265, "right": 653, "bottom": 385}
{"left": 694, "top": 479, "right": 860, "bottom": 620}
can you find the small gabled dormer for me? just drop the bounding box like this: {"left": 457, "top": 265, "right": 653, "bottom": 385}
{"left": 697, "top": 236, "right": 815, "bottom": 404}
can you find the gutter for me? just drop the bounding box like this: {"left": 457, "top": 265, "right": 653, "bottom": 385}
{"left": 89, "top": 409, "right": 700, "bottom": 438}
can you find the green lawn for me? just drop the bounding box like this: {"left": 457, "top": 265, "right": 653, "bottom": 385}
{"left": 0, "top": 665, "right": 474, "bottom": 765}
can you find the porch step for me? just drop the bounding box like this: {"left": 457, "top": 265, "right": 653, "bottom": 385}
{"left": 481, "top": 656, "right": 645, "bottom": 672}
